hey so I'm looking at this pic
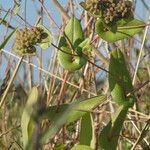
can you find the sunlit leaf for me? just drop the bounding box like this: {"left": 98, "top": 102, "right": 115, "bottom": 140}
{"left": 54, "top": 144, "right": 65, "bottom": 150}
{"left": 58, "top": 17, "right": 87, "bottom": 71}
{"left": 71, "top": 145, "right": 94, "bottom": 150}
{"left": 76, "top": 38, "right": 92, "bottom": 54}
{"left": 65, "top": 16, "right": 84, "bottom": 48}
{"left": 95, "top": 19, "right": 145, "bottom": 42}
{"left": 80, "top": 113, "right": 95, "bottom": 149}
{"left": 40, "top": 95, "right": 106, "bottom": 144}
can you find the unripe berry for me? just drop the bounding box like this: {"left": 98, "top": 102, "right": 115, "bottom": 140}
{"left": 13, "top": 26, "right": 47, "bottom": 55}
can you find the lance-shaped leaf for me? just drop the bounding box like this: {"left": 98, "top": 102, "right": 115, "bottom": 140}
{"left": 21, "top": 87, "right": 39, "bottom": 148}
{"left": 65, "top": 16, "right": 84, "bottom": 48}
{"left": 99, "top": 106, "right": 128, "bottom": 150}
{"left": 109, "top": 49, "right": 135, "bottom": 107}
{"left": 80, "top": 113, "right": 96, "bottom": 149}
{"left": 95, "top": 19, "right": 145, "bottom": 42}
{"left": 0, "top": 29, "right": 17, "bottom": 50}
{"left": 40, "top": 95, "right": 106, "bottom": 144}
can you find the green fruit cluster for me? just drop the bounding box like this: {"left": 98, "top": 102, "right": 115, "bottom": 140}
{"left": 82, "top": 0, "right": 101, "bottom": 15}
{"left": 102, "top": 0, "right": 133, "bottom": 24}
{"left": 13, "top": 27, "right": 46, "bottom": 55}
{"left": 82, "top": 0, "right": 133, "bottom": 24}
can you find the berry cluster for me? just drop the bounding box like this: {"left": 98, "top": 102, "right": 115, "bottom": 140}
{"left": 82, "top": 0, "right": 100, "bottom": 15}
{"left": 13, "top": 27, "right": 47, "bottom": 55}
{"left": 82, "top": 0, "right": 133, "bottom": 24}
{"left": 102, "top": 0, "right": 133, "bottom": 24}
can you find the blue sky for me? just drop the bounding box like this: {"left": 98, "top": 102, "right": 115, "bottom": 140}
{"left": 0, "top": 0, "right": 150, "bottom": 81}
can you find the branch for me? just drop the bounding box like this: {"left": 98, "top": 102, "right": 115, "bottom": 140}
{"left": 52, "top": 0, "right": 70, "bottom": 20}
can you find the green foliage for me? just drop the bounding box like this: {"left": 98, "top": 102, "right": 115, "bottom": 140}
{"left": 71, "top": 145, "right": 94, "bottom": 150}
{"left": 80, "top": 113, "right": 95, "bottom": 149}
{"left": 64, "top": 17, "right": 84, "bottom": 48}
{"left": 21, "top": 87, "right": 39, "bottom": 149}
{"left": 40, "top": 95, "right": 106, "bottom": 144}
{"left": 36, "top": 24, "right": 52, "bottom": 49}
{"left": 95, "top": 18, "right": 144, "bottom": 42}
{"left": 54, "top": 144, "right": 65, "bottom": 150}
{"left": 109, "top": 49, "right": 135, "bottom": 107}
{"left": 99, "top": 49, "right": 136, "bottom": 150}
{"left": 58, "top": 16, "right": 88, "bottom": 71}
{"left": 0, "top": 1, "right": 148, "bottom": 149}
{"left": 99, "top": 106, "right": 128, "bottom": 150}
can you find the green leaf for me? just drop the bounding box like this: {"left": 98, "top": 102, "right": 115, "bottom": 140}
{"left": 40, "top": 95, "right": 106, "bottom": 144}
{"left": 21, "top": 87, "right": 39, "bottom": 148}
{"left": 58, "top": 17, "right": 87, "bottom": 71}
{"left": 99, "top": 106, "right": 128, "bottom": 150}
{"left": 71, "top": 145, "right": 94, "bottom": 150}
{"left": 0, "top": 10, "right": 9, "bottom": 25}
{"left": 36, "top": 24, "right": 52, "bottom": 49}
{"left": 80, "top": 113, "right": 95, "bottom": 149}
{"left": 0, "top": 29, "right": 17, "bottom": 50}
{"left": 76, "top": 38, "right": 92, "bottom": 54}
{"left": 58, "top": 46, "right": 87, "bottom": 72}
{"left": 109, "top": 49, "right": 135, "bottom": 107}
{"left": 95, "top": 19, "right": 145, "bottom": 42}
{"left": 65, "top": 16, "right": 84, "bottom": 48}
{"left": 54, "top": 144, "right": 65, "bottom": 150}
{"left": 137, "top": 67, "right": 149, "bottom": 82}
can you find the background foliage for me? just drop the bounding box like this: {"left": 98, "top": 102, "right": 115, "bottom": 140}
{"left": 0, "top": 0, "right": 150, "bottom": 150}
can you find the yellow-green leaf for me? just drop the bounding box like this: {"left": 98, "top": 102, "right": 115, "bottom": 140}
{"left": 95, "top": 19, "right": 145, "bottom": 42}
{"left": 40, "top": 95, "right": 106, "bottom": 144}
{"left": 21, "top": 87, "right": 39, "bottom": 148}
{"left": 71, "top": 145, "right": 94, "bottom": 150}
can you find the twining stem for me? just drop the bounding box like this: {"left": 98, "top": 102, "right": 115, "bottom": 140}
{"left": 0, "top": 56, "right": 24, "bottom": 108}
{"left": 51, "top": 43, "right": 78, "bottom": 56}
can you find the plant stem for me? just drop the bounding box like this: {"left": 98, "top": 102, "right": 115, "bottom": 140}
{"left": 132, "top": 13, "right": 150, "bottom": 85}
{"left": 52, "top": 0, "right": 70, "bottom": 20}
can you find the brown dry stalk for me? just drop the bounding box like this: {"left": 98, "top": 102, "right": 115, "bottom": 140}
{"left": 0, "top": 56, "right": 24, "bottom": 108}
